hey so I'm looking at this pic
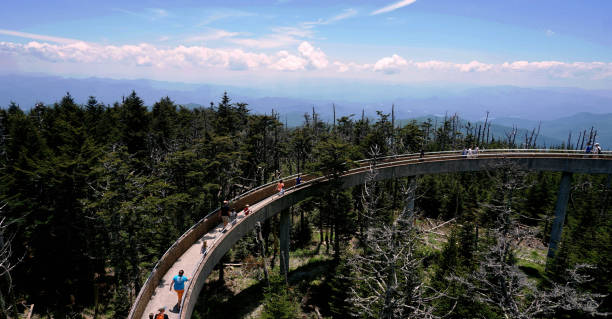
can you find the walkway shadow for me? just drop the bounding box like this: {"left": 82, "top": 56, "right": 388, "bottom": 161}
{"left": 193, "top": 259, "right": 334, "bottom": 319}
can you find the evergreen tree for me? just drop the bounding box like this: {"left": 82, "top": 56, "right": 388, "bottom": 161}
{"left": 260, "top": 274, "right": 298, "bottom": 319}
{"left": 119, "top": 91, "right": 149, "bottom": 158}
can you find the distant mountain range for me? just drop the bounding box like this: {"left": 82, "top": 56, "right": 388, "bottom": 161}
{"left": 491, "top": 113, "right": 612, "bottom": 149}
{"left": 1, "top": 73, "right": 610, "bottom": 148}
{"left": 403, "top": 113, "right": 612, "bottom": 148}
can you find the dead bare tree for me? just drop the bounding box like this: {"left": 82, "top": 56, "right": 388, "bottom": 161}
{"left": 505, "top": 125, "right": 518, "bottom": 147}
{"left": 1, "top": 213, "right": 20, "bottom": 318}
{"left": 450, "top": 163, "right": 606, "bottom": 318}
{"left": 348, "top": 162, "right": 449, "bottom": 318}
{"left": 358, "top": 147, "right": 382, "bottom": 245}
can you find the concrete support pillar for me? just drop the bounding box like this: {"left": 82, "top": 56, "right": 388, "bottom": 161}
{"left": 279, "top": 208, "right": 290, "bottom": 277}
{"left": 547, "top": 171, "right": 573, "bottom": 261}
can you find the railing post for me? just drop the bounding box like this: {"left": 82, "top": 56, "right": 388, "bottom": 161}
{"left": 546, "top": 171, "right": 573, "bottom": 264}
{"left": 279, "top": 208, "right": 291, "bottom": 280}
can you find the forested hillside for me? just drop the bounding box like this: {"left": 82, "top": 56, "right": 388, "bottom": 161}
{"left": 0, "top": 92, "right": 609, "bottom": 318}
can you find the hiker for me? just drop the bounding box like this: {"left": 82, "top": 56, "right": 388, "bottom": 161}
{"left": 474, "top": 146, "right": 479, "bottom": 157}
{"left": 296, "top": 174, "right": 302, "bottom": 186}
{"left": 594, "top": 143, "right": 602, "bottom": 155}
{"left": 220, "top": 200, "right": 230, "bottom": 229}
{"left": 461, "top": 148, "right": 468, "bottom": 157}
{"left": 231, "top": 208, "right": 237, "bottom": 225}
{"left": 585, "top": 143, "right": 592, "bottom": 154}
{"left": 277, "top": 179, "right": 285, "bottom": 196}
{"left": 169, "top": 270, "right": 189, "bottom": 308}
{"left": 467, "top": 147, "right": 473, "bottom": 158}
{"left": 420, "top": 149, "right": 425, "bottom": 158}
{"left": 154, "top": 307, "right": 169, "bottom": 319}
{"left": 243, "top": 204, "right": 252, "bottom": 216}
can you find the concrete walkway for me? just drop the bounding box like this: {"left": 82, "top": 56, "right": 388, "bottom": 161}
{"left": 140, "top": 194, "right": 280, "bottom": 319}
{"left": 131, "top": 151, "right": 612, "bottom": 319}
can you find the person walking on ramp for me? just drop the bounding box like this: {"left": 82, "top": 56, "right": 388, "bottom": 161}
{"left": 170, "top": 270, "right": 189, "bottom": 309}
{"left": 153, "top": 307, "right": 169, "bottom": 319}
{"left": 277, "top": 179, "right": 285, "bottom": 196}
{"left": 220, "top": 200, "right": 230, "bottom": 231}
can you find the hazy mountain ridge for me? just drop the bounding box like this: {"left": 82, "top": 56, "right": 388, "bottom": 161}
{"left": 493, "top": 113, "right": 612, "bottom": 148}
{"left": 2, "top": 74, "right": 610, "bottom": 147}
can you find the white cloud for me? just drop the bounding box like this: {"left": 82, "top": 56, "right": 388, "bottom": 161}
{"left": 328, "top": 8, "right": 358, "bottom": 23}
{"left": 334, "top": 61, "right": 349, "bottom": 72}
{"left": 186, "top": 29, "right": 242, "bottom": 43}
{"left": 270, "top": 50, "right": 307, "bottom": 71}
{"left": 1, "top": 36, "right": 611, "bottom": 82}
{"left": 371, "top": 0, "right": 417, "bottom": 15}
{"left": 230, "top": 33, "right": 300, "bottom": 49}
{"left": 546, "top": 29, "right": 555, "bottom": 37}
{"left": 298, "top": 41, "right": 328, "bottom": 69}
{"left": 500, "top": 60, "right": 612, "bottom": 79}
{"left": 412, "top": 60, "right": 454, "bottom": 70}
{"left": 226, "top": 8, "right": 352, "bottom": 52}
{"left": 0, "top": 29, "right": 80, "bottom": 44}
{"left": 305, "top": 8, "right": 358, "bottom": 26}
{"left": 228, "top": 26, "right": 314, "bottom": 49}
{"left": 457, "top": 60, "right": 493, "bottom": 72}
{"left": 272, "top": 26, "right": 315, "bottom": 39}
{"left": 373, "top": 54, "right": 408, "bottom": 74}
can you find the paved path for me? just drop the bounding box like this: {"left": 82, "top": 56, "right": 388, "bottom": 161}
{"left": 140, "top": 194, "right": 281, "bottom": 319}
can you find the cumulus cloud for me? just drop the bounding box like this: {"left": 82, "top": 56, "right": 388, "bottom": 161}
{"left": 334, "top": 61, "right": 349, "bottom": 72}
{"left": 500, "top": 60, "right": 612, "bottom": 79}
{"left": 1, "top": 35, "right": 611, "bottom": 81}
{"left": 298, "top": 41, "right": 328, "bottom": 69}
{"left": 270, "top": 50, "right": 307, "bottom": 71}
{"left": 457, "top": 60, "right": 493, "bottom": 72}
{"left": 373, "top": 54, "right": 408, "bottom": 74}
{"left": 412, "top": 60, "right": 454, "bottom": 70}
{"left": 0, "top": 40, "right": 272, "bottom": 70}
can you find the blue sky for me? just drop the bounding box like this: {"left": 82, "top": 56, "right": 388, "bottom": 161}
{"left": 1, "top": 0, "right": 611, "bottom": 90}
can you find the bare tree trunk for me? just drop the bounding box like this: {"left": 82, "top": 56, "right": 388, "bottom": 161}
{"left": 255, "top": 222, "right": 269, "bottom": 286}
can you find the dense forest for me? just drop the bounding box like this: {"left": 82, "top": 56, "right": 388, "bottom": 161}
{"left": 0, "top": 92, "right": 610, "bottom": 318}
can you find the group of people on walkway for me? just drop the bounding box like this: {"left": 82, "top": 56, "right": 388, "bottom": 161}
{"left": 151, "top": 173, "right": 302, "bottom": 318}
{"left": 462, "top": 146, "right": 480, "bottom": 158}
{"left": 276, "top": 174, "right": 302, "bottom": 197}
{"left": 220, "top": 200, "right": 252, "bottom": 231}
{"left": 585, "top": 142, "right": 603, "bottom": 154}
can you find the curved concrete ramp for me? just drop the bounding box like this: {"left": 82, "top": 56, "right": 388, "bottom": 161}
{"left": 128, "top": 150, "right": 612, "bottom": 319}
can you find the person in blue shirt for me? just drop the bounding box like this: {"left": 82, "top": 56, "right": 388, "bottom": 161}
{"left": 169, "top": 270, "right": 189, "bottom": 307}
